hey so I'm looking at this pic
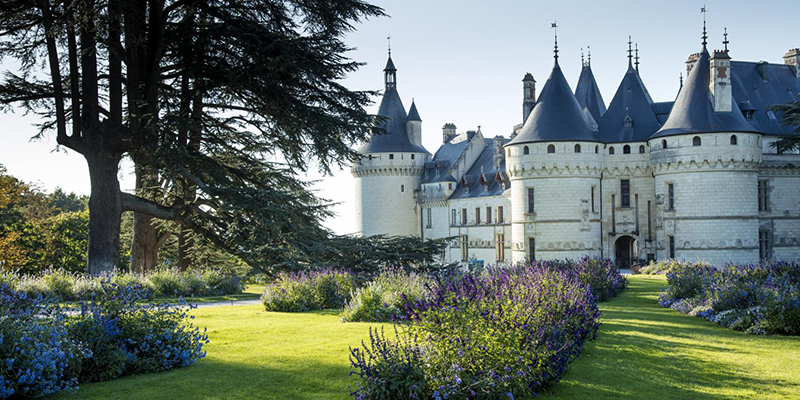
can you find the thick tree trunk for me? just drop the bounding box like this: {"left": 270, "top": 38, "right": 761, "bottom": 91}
{"left": 177, "top": 227, "right": 191, "bottom": 271}
{"left": 86, "top": 152, "right": 122, "bottom": 275}
{"left": 130, "top": 162, "right": 159, "bottom": 274}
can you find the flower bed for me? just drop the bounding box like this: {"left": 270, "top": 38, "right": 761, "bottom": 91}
{"left": 532, "top": 257, "right": 628, "bottom": 302}
{"left": 261, "top": 269, "right": 356, "bottom": 312}
{"left": 341, "top": 268, "right": 431, "bottom": 323}
{"left": 658, "top": 261, "right": 800, "bottom": 335}
{"left": 349, "top": 265, "right": 604, "bottom": 400}
{"left": 0, "top": 281, "right": 208, "bottom": 399}
{"left": 1, "top": 268, "right": 244, "bottom": 301}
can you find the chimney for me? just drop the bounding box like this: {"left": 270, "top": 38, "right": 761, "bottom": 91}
{"left": 784, "top": 48, "right": 800, "bottom": 78}
{"left": 756, "top": 61, "right": 769, "bottom": 81}
{"left": 709, "top": 49, "right": 732, "bottom": 113}
{"left": 685, "top": 53, "right": 700, "bottom": 76}
{"left": 442, "top": 123, "right": 457, "bottom": 143}
{"left": 493, "top": 135, "right": 505, "bottom": 169}
{"left": 522, "top": 73, "right": 536, "bottom": 123}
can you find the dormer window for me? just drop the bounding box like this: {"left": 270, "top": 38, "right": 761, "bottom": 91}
{"left": 623, "top": 115, "right": 633, "bottom": 129}
{"left": 767, "top": 110, "right": 777, "bottom": 120}
{"left": 745, "top": 110, "right": 755, "bottom": 120}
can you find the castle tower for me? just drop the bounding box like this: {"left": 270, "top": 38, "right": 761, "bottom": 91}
{"left": 351, "top": 52, "right": 431, "bottom": 237}
{"left": 522, "top": 73, "right": 536, "bottom": 123}
{"left": 505, "top": 35, "right": 603, "bottom": 263}
{"left": 649, "top": 29, "right": 761, "bottom": 264}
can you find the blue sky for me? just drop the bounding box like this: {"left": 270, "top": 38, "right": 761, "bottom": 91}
{"left": 1, "top": 0, "right": 798, "bottom": 234}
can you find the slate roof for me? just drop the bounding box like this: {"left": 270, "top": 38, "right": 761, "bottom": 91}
{"left": 407, "top": 100, "right": 421, "bottom": 121}
{"left": 597, "top": 62, "right": 662, "bottom": 142}
{"left": 653, "top": 49, "right": 758, "bottom": 138}
{"left": 730, "top": 60, "right": 800, "bottom": 136}
{"left": 450, "top": 139, "right": 510, "bottom": 199}
{"left": 652, "top": 101, "right": 674, "bottom": 124}
{"left": 422, "top": 132, "right": 471, "bottom": 183}
{"left": 575, "top": 64, "right": 607, "bottom": 122}
{"left": 508, "top": 62, "right": 598, "bottom": 145}
{"left": 384, "top": 56, "right": 396, "bottom": 71}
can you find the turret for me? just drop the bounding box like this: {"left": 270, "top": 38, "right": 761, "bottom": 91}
{"left": 442, "top": 123, "right": 457, "bottom": 143}
{"left": 384, "top": 55, "right": 397, "bottom": 90}
{"left": 783, "top": 48, "right": 800, "bottom": 78}
{"left": 406, "top": 100, "right": 422, "bottom": 146}
{"left": 522, "top": 73, "right": 536, "bottom": 123}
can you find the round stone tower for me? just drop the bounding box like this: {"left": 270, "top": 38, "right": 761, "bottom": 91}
{"left": 649, "top": 40, "right": 762, "bottom": 265}
{"left": 351, "top": 53, "right": 430, "bottom": 237}
{"left": 506, "top": 48, "right": 603, "bottom": 263}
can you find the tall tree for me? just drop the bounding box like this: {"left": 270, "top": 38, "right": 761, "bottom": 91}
{"left": 0, "top": 0, "right": 385, "bottom": 274}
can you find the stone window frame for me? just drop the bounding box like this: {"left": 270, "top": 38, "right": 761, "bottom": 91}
{"left": 620, "top": 179, "right": 631, "bottom": 208}
{"left": 667, "top": 182, "right": 675, "bottom": 211}
{"left": 758, "top": 179, "right": 770, "bottom": 212}
{"left": 527, "top": 187, "right": 535, "bottom": 214}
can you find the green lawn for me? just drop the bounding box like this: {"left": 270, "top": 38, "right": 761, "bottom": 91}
{"left": 50, "top": 276, "right": 800, "bottom": 400}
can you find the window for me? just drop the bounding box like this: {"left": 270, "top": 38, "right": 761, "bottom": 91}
{"left": 759, "top": 230, "right": 772, "bottom": 260}
{"left": 767, "top": 110, "right": 777, "bottom": 120}
{"left": 475, "top": 207, "right": 481, "bottom": 224}
{"left": 609, "top": 146, "right": 615, "bottom": 155}
{"left": 507, "top": 149, "right": 511, "bottom": 157}
{"left": 547, "top": 144, "right": 555, "bottom": 153}
{"left": 426, "top": 208, "right": 432, "bottom": 228}
{"left": 591, "top": 186, "right": 596, "bottom": 213}
{"left": 498, "top": 206, "right": 504, "bottom": 223}
{"left": 486, "top": 207, "right": 492, "bottom": 224}
{"left": 662, "top": 139, "right": 668, "bottom": 149}
{"left": 595, "top": 145, "right": 599, "bottom": 154}
{"left": 693, "top": 136, "right": 701, "bottom": 146}
{"left": 574, "top": 144, "right": 581, "bottom": 153}
{"left": 411, "top": 154, "right": 415, "bottom": 159}
{"left": 461, "top": 208, "right": 467, "bottom": 225}
{"left": 668, "top": 236, "right": 675, "bottom": 258}
{"left": 368, "top": 155, "right": 373, "bottom": 160}
{"left": 529, "top": 238, "right": 536, "bottom": 261}
{"left": 667, "top": 183, "right": 675, "bottom": 210}
{"left": 460, "top": 235, "right": 469, "bottom": 261}
{"left": 448, "top": 183, "right": 453, "bottom": 190}
{"left": 620, "top": 180, "right": 630, "bottom": 208}
{"left": 758, "top": 180, "right": 769, "bottom": 211}
{"left": 639, "top": 145, "right": 645, "bottom": 154}
{"left": 523, "top": 146, "right": 530, "bottom": 155}
{"left": 496, "top": 234, "right": 505, "bottom": 261}
{"left": 730, "top": 135, "right": 738, "bottom": 145}
{"left": 527, "top": 188, "right": 535, "bottom": 213}
{"left": 451, "top": 209, "right": 456, "bottom": 225}
{"left": 623, "top": 145, "right": 631, "bottom": 154}
{"left": 389, "top": 154, "right": 394, "bottom": 160}
{"left": 401, "top": 185, "right": 404, "bottom": 192}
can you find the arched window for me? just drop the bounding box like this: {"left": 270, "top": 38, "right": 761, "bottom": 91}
{"left": 523, "top": 146, "right": 529, "bottom": 155}
{"left": 609, "top": 146, "right": 615, "bottom": 155}
{"left": 547, "top": 144, "right": 555, "bottom": 153}
{"left": 574, "top": 144, "right": 581, "bottom": 153}
{"left": 693, "top": 136, "right": 701, "bottom": 146}
{"left": 661, "top": 139, "right": 668, "bottom": 149}
{"left": 730, "top": 135, "right": 738, "bottom": 145}
{"left": 623, "top": 145, "right": 631, "bottom": 154}
{"left": 595, "top": 145, "right": 599, "bottom": 154}
{"left": 639, "top": 145, "right": 646, "bottom": 154}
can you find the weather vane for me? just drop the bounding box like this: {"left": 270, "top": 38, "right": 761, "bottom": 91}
{"left": 551, "top": 21, "right": 559, "bottom": 60}
{"left": 701, "top": 5, "right": 708, "bottom": 48}
{"left": 387, "top": 34, "right": 391, "bottom": 56}
{"left": 723, "top": 27, "right": 729, "bottom": 52}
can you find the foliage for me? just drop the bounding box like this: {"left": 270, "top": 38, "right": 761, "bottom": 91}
{"left": 350, "top": 265, "right": 603, "bottom": 400}
{"left": 44, "top": 211, "right": 89, "bottom": 273}
{"left": 769, "top": 100, "right": 800, "bottom": 153}
{"left": 638, "top": 259, "right": 694, "bottom": 275}
{"left": 261, "top": 269, "right": 356, "bottom": 312}
{"left": 341, "top": 268, "right": 431, "bottom": 323}
{"left": 319, "top": 235, "right": 455, "bottom": 274}
{"left": 533, "top": 257, "right": 628, "bottom": 302}
{"left": 348, "top": 327, "right": 428, "bottom": 400}
{"left": 658, "top": 260, "right": 800, "bottom": 335}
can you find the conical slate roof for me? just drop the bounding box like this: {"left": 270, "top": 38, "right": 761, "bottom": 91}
{"left": 508, "top": 63, "right": 598, "bottom": 145}
{"left": 575, "top": 64, "right": 606, "bottom": 122}
{"left": 384, "top": 56, "right": 396, "bottom": 71}
{"left": 406, "top": 100, "right": 421, "bottom": 121}
{"left": 597, "top": 62, "right": 662, "bottom": 142}
{"left": 652, "top": 49, "right": 757, "bottom": 138}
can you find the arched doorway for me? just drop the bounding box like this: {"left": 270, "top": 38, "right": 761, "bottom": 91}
{"left": 615, "top": 235, "right": 636, "bottom": 268}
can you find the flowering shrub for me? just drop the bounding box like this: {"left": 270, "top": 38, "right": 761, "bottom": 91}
{"left": 538, "top": 257, "right": 627, "bottom": 302}
{"left": 658, "top": 261, "right": 800, "bottom": 335}
{"left": 349, "top": 327, "right": 428, "bottom": 400}
{"left": 0, "top": 280, "right": 209, "bottom": 399}
{"left": 639, "top": 259, "right": 702, "bottom": 275}
{"left": 350, "top": 265, "right": 602, "bottom": 400}
{"left": 341, "top": 269, "right": 431, "bottom": 323}
{"left": 261, "top": 269, "right": 356, "bottom": 312}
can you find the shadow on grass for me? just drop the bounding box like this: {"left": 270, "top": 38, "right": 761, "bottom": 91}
{"left": 539, "top": 276, "right": 800, "bottom": 400}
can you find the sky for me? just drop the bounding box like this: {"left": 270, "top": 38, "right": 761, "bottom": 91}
{"left": 1, "top": 0, "right": 798, "bottom": 235}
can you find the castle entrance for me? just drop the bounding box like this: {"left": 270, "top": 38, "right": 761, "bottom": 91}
{"left": 614, "top": 235, "right": 636, "bottom": 268}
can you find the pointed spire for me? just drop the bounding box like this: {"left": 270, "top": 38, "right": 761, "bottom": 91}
{"left": 407, "top": 98, "right": 421, "bottom": 122}
{"left": 634, "top": 43, "right": 640, "bottom": 71}
{"left": 627, "top": 36, "right": 633, "bottom": 68}
{"left": 587, "top": 46, "right": 591, "bottom": 66}
{"left": 723, "top": 27, "right": 729, "bottom": 52}
{"left": 387, "top": 34, "right": 391, "bottom": 57}
{"left": 551, "top": 21, "right": 559, "bottom": 63}
{"left": 701, "top": 5, "right": 708, "bottom": 49}
{"left": 679, "top": 72, "right": 684, "bottom": 88}
{"left": 581, "top": 47, "right": 585, "bottom": 67}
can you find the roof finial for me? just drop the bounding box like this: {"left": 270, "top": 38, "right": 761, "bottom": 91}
{"left": 723, "top": 27, "right": 729, "bottom": 52}
{"left": 551, "top": 21, "right": 559, "bottom": 63}
{"left": 679, "top": 72, "right": 684, "bottom": 88}
{"left": 627, "top": 35, "right": 633, "bottom": 67}
{"left": 581, "top": 47, "right": 585, "bottom": 66}
{"left": 634, "top": 43, "right": 640, "bottom": 71}
{"left": 387, "top": 34, "right": 391, "bottom": 57}
{"left": 701, "top": 5, "right": 708, "bottom": 49}
{"left": 587, "top": 45, "right": 591, "bottom": 66}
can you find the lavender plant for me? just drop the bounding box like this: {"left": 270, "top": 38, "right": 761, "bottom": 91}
{"left": 341, "top": 268, "right": 431, "bottom": 323}
{"left": 261, "top": 269, "right": 356, "bottom": 312}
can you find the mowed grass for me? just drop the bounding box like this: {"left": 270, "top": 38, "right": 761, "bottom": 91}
{"left": 50, "top": 276, "right": 800, "bottom": 400}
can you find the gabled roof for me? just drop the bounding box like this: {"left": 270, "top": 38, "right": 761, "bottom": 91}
{"left": 597, "top": 63, "right": 662, "bottom": 142}
{"left": 730, "top": 60, "right": 800, "bottom": 136}
{"left": 422, "top": 132, "right": 471, "bottom": 183}
{"left": 406, "top": 100, "right": 421, "bottom": 121}
{"left": 652, "top": 49, "right": 758, "bottom": 138}
{"left": 450, "top": 138, "right": 510, "bottom": 199}
{"left": 508, "top": 62, "right": 598, "bottom": 145}
{"left": 575, "top": 64, "right": 607, "bottom": 122}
